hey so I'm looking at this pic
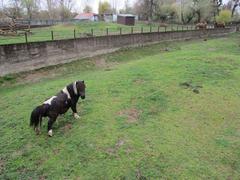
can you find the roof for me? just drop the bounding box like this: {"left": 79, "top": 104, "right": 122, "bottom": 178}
{"left": 118, "top": 14, "right": 135, "bottom": 17}
{"left": 74, "top": 13, "right": 98, "bottom": 20}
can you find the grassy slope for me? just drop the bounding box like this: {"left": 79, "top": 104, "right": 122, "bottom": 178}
{"left": 0, "top": 34, "right": 240, "bottom": 179}
{"left": 0, "top": 22, "right": 124, "bottom": 45}
{"left": 0, "top": 22, "right": 193, "bottom": 45}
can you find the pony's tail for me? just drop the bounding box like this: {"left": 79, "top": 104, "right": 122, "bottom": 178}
{"left": 30, "top": 105, "right": 45, "bottom": 129}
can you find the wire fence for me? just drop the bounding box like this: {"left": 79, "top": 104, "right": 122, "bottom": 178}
{"left": 0, "top": 24, "right": 218, "bottom": 45}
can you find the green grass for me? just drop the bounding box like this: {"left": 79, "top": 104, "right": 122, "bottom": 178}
{"left": 0, "top": 21, "right": 194, "bottom": 45}
{"left": 1, "top": 33, "right": 240, "bottom": 179}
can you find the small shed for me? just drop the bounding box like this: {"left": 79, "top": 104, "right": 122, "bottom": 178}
{"left": 117, "top": 14, "right": 135, "bottom": 26}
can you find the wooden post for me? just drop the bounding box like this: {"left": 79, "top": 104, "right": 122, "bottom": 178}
{"left": 51, "top": 31, "right": 54, "bottom": 40}
{"left": 74, "top": 29, "right": 76, "bottom": 39}
{"left": 91, "top": 28, "right": 93, "bottom": 36}
{"left": 131, "top": 27, "right": 133, "bottom": 34}
{"left": 25, "top": 32, "right": 28, "bottom": 43}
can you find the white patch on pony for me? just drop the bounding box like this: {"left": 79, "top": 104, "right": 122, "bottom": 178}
{"left": 74, "top": 113, "right": 80, "bottom": 119}
{"left": 73, "top": 81, "right": 78, "bottom": 95}
{"left": 62, "top": 87, "right": 71, "bottom": 99}
{"left": 43, "top": 96, "right": 57, "bottom": 105}
{"left": 48, "top": 129, "right": 53, "bottom": 137}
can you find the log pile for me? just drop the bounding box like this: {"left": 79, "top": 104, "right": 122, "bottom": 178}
{"left": 0, "top": 20, "right": 30, "bottom": 36}
{"left": 195, "top": 22, "right": 207, "bottom": 30}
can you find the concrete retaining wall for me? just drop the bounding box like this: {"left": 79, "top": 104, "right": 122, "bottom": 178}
{"left": 0, "top": 27, "right": 236, "bottom": 76}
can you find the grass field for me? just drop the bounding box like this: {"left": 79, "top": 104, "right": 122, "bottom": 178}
{"left": 0, "top": 33, "right": 240, "bottom": 179}
{"left": 0, "top": 21, "right": 194, "bottom": 45}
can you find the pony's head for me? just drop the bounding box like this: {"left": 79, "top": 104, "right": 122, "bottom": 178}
{"left": 76, "top": 80, "right": 86, "bottom": 99}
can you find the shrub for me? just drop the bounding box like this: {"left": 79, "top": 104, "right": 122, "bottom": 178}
{"left": 216, "top": 10, "right": 232, "bottom": 24}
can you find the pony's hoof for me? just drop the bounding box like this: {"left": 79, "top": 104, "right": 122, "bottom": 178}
{"left": 35, "top": 128, "right": 40, "bottom": 135}
{"left": 48, "top": 130, "right": 53, "bottom": 137}
{"left": 74, "top": 113, "right": 80, "bottom": 119}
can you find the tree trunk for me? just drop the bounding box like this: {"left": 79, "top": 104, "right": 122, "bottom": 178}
{"left": 149, "top": 0, "right": 154, "bottom": 22}
{"left": 232, "top": 4, "right": 238, "bottom": 17}
{"left": 196, "top": 10, "right": 201, "bottom": 23}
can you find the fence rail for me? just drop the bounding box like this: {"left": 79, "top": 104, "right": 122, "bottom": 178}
{"left": 0, "top": 25, "right": 223, "bottom": 45}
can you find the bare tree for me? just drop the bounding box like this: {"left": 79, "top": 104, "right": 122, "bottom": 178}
{"left": 59, "top": 0, "right": 74, "bottom": 21}
{"left": 2, "top": 0, "right": 22, "bottom": 20}
{"left": 83, "top": 5, "right": 93, "bottom": 13}
{"left": 231, "top": 0, "right": 240, "bottom": 17}
{"left": 133, "top": 0, "right": 157, "bottom": 21}
{"left": 212, "top": 0, "right": 223, "bottom": 20}
{"left": 21, "top": 0, "right": 40, "bottom": 21}
{"left": 46, "top": 0, "right": 56, "bottom": 19}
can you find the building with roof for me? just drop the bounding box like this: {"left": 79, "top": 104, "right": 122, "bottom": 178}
{"left": 74, "top": 13, "right": 99, "bottom": 22}
{"left": 117, "top": 14, "right": 136, "bottom": 26}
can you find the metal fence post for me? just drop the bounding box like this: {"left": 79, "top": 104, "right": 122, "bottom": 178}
{"left": 165, "top": 26, "right": 167, "bottom": 32}
{"left": 74, "top": 29, "right": 76, "bottom": 39}
{"left": 120, "top": 28, "right": 122, "bottom": 35}
{"left": 106, "top": 28, "right": 108, "bottom": 36}
{"left": 158, "top": 26, "right": 160, "bottom": 32}
{"left": 150, "top": 26, "right": 152, "bottom": 33}
{"left": 25, "top": 32, "right": 28, "bottom": 43}
{"left": 131, "top": 27, "right": 133, "bottom": 34}
{"left": 91, "top": 28, "right": 93, "bottom": 36}
{"left": 141, "top": 27, "right": 143, "bottom": 33}
{"left": 51, "top": 31, "right": 54, "bottom": 40}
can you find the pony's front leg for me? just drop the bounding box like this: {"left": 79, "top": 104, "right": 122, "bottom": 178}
{"left": 71, "top": 102, "right": 80, "bottom": 119}
{"left": 47, "top": 116, "right": 57, "bottom": 137}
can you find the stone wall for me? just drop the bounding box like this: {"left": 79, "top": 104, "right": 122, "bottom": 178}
{"left": 0, "top": 27, "right": 236, "bottom": 76}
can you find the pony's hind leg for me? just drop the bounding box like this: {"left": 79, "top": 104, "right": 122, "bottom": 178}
{"left": 35, "top": 116, "right": 42, "bottom": 135}
{"left": 35, "top": 127, "right": 41, "bottom": 135}
{"left": 47, "top": 115, "right": 57, "bottom": 137}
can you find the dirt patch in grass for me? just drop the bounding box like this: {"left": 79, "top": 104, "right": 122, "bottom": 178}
{"left": 118, "top": 108, "right": 141, "bottom": 123}
{"left": 136, "top": 169, "right": 147, "bottom": 180}
{"left": 0, "top": 158, "right": 5, "bottom": 174}
{"left": 208, "top": 48, "right": 217, "bottom": 52}
{"left": 179, "top": 81, "right": 203, "bottom": 94}
{"left": 133, "top": 79, "right": 145, "bottom": 85}
{"left": 94, "top": 58, "right": 107, "bottom": 68}
{"left": 106, "top": 139, "right": 125, "bottom": 156}
{"left": 61, "top": 123, "right": 72, "bottom": 133}
{"left": 53, "top": 148, "right": 60, "bottom": 155}
{"left": 94, "top": 57, "right": 118, "bottom": 70}
{"left": 20, "top": 70, "right": 57, "bottom": 84}
{"left": 11, "top": 150, "right": 24, "bottom": 159}
{"left": 39, "top": 175, "right": 47, "bottom": 180}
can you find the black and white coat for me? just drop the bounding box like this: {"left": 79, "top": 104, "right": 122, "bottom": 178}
{"left": 30, "top": 81, "right": 86, "bottom": 137}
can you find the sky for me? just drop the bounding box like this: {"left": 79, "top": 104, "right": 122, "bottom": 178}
{"left": 74, "top": 0, "right": 230, "bottom": 13}
{"left": 1, "top": 0, "right": 231, "bottom": 14}
{"left": 74, "top": 0, "right": 137, "bottom": 13}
